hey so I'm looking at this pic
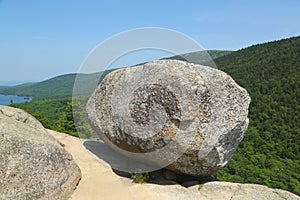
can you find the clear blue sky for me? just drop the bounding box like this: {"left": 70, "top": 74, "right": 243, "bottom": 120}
{"left": 0, "top": 0, "right": 300, "bottom": 85}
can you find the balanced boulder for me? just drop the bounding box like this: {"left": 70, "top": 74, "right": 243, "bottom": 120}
{"left": 0, "top": 106, "right": 81, "bottom": 200}
{"left": 87, "top": 60, "right": 251, "bottom": 176}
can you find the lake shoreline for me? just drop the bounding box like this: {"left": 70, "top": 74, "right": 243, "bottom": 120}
{"left": 0, "top": 94, "right": 32, "bottom": 106}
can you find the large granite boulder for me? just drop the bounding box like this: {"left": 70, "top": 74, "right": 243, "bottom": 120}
{"left": 0, "top": 105, "right": 81, "bottom": 200}
{"left": 87, "top": 60, "right": 251, "bottom": 176}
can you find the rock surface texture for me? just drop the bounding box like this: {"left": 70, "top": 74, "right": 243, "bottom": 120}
{"left": 194, "top": 182, "right": 300, "bottom": 200}
{"left": 0, "top": 105, "right": 81, "bottom": 200}
{"left": 87, "top": 60, "right": 251, "bottom": 176}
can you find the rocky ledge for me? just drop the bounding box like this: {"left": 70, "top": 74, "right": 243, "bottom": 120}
{"left": 0, "top": 105, "right": 81, "bottom": 200}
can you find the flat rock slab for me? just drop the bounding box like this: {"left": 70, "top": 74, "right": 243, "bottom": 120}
{"left": 195, "top": 182, "right": 300, "bottom": 200}
{"left": 0, "top": 106, "right": 81, "bottom": 200}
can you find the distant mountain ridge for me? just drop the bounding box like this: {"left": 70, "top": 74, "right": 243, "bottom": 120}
{"left": 0, "top": 72, "right": 108, "bottom": 99}
{"left": 0, "top": 50, "right": 232, "bottom": 99}
{"left": 164, "top": 50, "right": 233, "bottom": 66}
{"left": 0, "top": 74, "right": 78, "bottom": 99}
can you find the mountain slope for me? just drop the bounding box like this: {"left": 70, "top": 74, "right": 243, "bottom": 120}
{"left": 0, "top": 71, "right": 113, "bottom": 99}
{"left": 214, "top": 36, "right": 300, "bottom": 195}
{"left": 0, "top": 50, "right": 231, "bottom": 99}
{"left": 164, "top": 50, "right": 233, "bottom": 66}
{"left": 0, "top": 74, "right": 77, "bottom": 99}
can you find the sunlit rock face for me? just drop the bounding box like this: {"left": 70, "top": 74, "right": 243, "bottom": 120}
{"left": 87, "top": 60, "right": 251, "bottom": 176}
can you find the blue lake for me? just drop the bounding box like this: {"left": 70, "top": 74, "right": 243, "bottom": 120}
{"left": 0, "top": 94, "right": 32, "bottom": 105}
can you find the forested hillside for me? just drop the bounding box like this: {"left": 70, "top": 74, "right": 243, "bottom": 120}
{"left": 214, "top": 36, "right": 300, "bottom": 195}
{"left": 165, "top": 50, "right": 233, "bottom": 66}
{"left": 0, "top": 72, "right": 108, "bottom": 99}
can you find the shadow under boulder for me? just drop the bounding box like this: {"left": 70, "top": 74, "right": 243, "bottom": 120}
{"left": 84, "top": 140, "right": 215, "bottom": 187}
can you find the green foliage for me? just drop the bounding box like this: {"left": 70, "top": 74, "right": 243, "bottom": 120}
{"left": 11, "top": 97, "right": 71, "bottom": 130}
{"left": 164, "top": 50, "right": 233, "bottom": 67}
{"left": 12, "top": 96, "right": 94, "bottom": 138}
{"left": 213, "top": 36, "right": 300, "bottom": 196}
{"left": 61, "top": 98, "right": 95, "bottom": 139}
{"left": 57, "top": 102, "right": 78, "bottom": 137}
{"left": 131, "top": 173, "right": 150, "bottom": 183}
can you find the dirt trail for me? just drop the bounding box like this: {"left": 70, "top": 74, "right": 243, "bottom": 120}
{"left": 48, "top": 129, "right": 157, "bottom": 200}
